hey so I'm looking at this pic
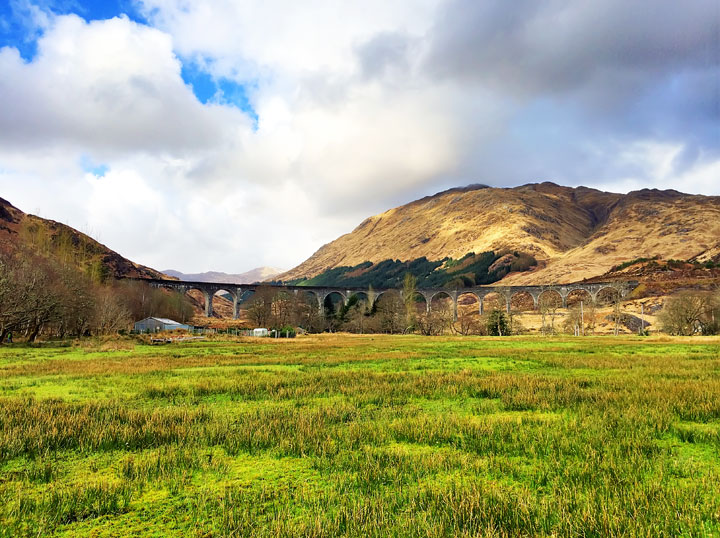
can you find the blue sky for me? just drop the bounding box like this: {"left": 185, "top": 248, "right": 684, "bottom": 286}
{"left": 0, "top": 0, "right": 717, "bottom": 273}
{"left": 0, "top": 0, "right": 144, "bottom": 59}
{"left": 0, "top": 0, "right": 258, "bottom": 121}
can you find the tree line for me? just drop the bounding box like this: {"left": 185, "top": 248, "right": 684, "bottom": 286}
{"left": 245, "top": 275, "right": 524, "bottom": 336}
{"left": 244, "top": 277, "right": 720, "bottom": 337}
{"left": 0, "top": 249, "right": 193, "bottom": 343}
{"left": 3, "top": 241, "right": 718, "bottom": 341}
{"left": 286, "top": 251, "right": 537, "bottom": 289}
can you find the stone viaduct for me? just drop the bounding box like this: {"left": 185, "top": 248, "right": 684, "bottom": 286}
{"left": 135, "top": 278, "right": 639, "bottom": 320}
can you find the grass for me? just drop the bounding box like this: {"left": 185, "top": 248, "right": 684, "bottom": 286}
{"left": 0, "top": 334, "right": 719, "bottom": 536}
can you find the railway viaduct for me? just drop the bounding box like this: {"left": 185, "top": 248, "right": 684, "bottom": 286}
{"left": 134, "top": 278, "right": 638, "bottom": 320}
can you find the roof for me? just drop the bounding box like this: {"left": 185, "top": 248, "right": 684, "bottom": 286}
{"left": 137, "top": 317, "right": 185, "bottom": 325}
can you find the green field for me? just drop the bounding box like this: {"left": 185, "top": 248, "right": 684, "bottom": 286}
{"left": 1, "top": 335, "right": 719, "bottom": 537}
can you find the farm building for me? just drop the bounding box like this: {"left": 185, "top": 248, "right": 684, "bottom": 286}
{"left": 253, "top": 328, "right": 269, "bottom": 337}
{"left": 134, "top": 317, "right": 192, "bottom": 332}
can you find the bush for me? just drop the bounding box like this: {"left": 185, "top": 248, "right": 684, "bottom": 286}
{"left": 271, "top": 326, "right": 296, "bottom": 338}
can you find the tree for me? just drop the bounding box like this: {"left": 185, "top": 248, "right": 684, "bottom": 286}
{"left": 453, "top": 305, "right": 482, "bottom": 336}
{"left": 376, "top": 292, "right": 404, "bottom": 334}
{"left": 56, "top": 266, "right": 96, "bottom": 337}
{"left": 563, "top": 305, "right": 583, "bottom": 336}
{"left": 247, "top": 285, "right": 275, "bottom": 327}
{"left": 270, "top": 291, "right": 295, "bottom": 328}
{"left": 93, "top": 287, "right": 132, "bottom": 335}
{"left": 293, "top": 293, "right": 324, "bottom": 333}
{"left": 402, "top": 273, "right": 418, "bottom": 333}
{"left": 486, "top": 308, "right": 509, "bottom": 336}
{"left": 659, "top": 292, "right": 710, "bottom": 336}
{"left": 703, "top": 289, "right": 720, "bottom": 335}
{"left": 343, "top": 294, "right": 370, "bottom": 333}
{"left": 538, "top": 291, "right": 561, "bottom": 336}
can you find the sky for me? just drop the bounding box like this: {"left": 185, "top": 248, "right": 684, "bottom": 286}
{"left": 0, "top": 0, "right": 718, "bottom": 273}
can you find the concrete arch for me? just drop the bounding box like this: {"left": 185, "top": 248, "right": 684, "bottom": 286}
{"left": 481, "top": 291, "right": 508, "bottom": 314}
{"left": 565, "top": 288, "right": 593, "bottom": 308}
{"left": 287, "top": 289, "right": 323, "bottom": 321}
{"left": 294, "top": 288, "right": 319, "bottom": 303}
{"left": 429, "top": 291, "right": 458, "bottom": 320}
{"left": 179, "top": 286, "right": 213, "bottom": 317}
{"left": 322, "top": 291, "right": 347, "bottom": 314}
{"left": 456, "top": 291, "right": 481, "bottom": 320}
{"left": 373, "top": 289, "right": 400, "bottom": 305}
{"left": 538, "top": 289, "right": 563, "bottom": 309}
{"left": 235, "top": 289, "right": 257, "bottom": 320}
{"left": 348, "top": 291, "right": 370, "bottom": 302}
{"left": 595, "top": 286, "right": 621, "bottom": 305}
{"left": 428, "top": 290, "right": 453, "bottom": 304}
{"left": 345, "top": 292, "right": 372, "bottom": 314}
{"left": 457, "top": 290, "right": 480, "bottom": 304}
{"left": 407, "top": 291, "right": 430, "bottom": 314}
{"left": 211, "top": 288, "right": 238, "bottom": 319}
{"left": 510, "top": 290, "right": 536, "bottom": 311}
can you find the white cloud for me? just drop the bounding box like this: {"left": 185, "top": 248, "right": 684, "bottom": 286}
{"left": 0, "top": 14, "right": 249, "bottom": 154}
{"left": 0, "top": 1, "right": 717, "bottom": 273}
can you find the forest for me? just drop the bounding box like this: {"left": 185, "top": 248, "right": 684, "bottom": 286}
{"left": 286, "top": 251, "right": 537, "bottom": 289}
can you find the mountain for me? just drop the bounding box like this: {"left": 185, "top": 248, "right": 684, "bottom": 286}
{"left": 163, "top": 267, "right": 284, "bottom": 284}
{"left": 277, "top": 183, "right": 720, "bottom": 285}
{"left": 0, "top": 197, "right": 164, "bottom": 280}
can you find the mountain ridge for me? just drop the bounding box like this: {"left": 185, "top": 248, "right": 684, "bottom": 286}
{"left": 164, "top": 267, "right": 284, "bottom": 284}
{"left": 0, "top": 197, "right": 165, "bottom": 280}
{"left": 277, "top": 183, "right": 720, "bottom": 284}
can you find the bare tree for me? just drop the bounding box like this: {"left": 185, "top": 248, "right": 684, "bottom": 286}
{"left": 538, "top": 290, "right": 561, "bottom": 336}
{"left": 247, "top": 285, "right": 275, "bottom": 327}
{"left": 402, "top": 273, "right": 418, "bottom": 333}
{"left": 292, "top": 293, "right": 325, "bottom": 333}
{"left": 343, "top": 294, "right": 370, "bottom": 333}
{"left": 419, "top": 302, "right": 454, "bottom": 335}
{"left": 93, "top": 287, "right": 132, "bottom": 335}
{"left": 606, "top": 283, "right": 628, "bottom": 336}
{"left": 453, "top": 306, "right": 482, "bottom": 336}
{"left": 659, "top": 292, "right": 710, "bottom": 336}
{"left": 563, "top": 305, "right": 583, "bottom": 336}
{"left": 376, "top": 293, "right": 404, "bottom": 334}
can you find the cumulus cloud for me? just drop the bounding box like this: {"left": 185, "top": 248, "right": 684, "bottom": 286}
{"left": 0, "top": 0, "right": 717, "bottom": 272}
{"left": 0, "top": 14, "right": 249, "bottom": 154}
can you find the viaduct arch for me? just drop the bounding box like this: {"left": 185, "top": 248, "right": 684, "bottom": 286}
{"left": 133, "top": 278, "right": 638, "bottom": 320}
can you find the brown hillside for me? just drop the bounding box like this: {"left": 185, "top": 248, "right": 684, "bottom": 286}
{"left": 278, "top": 183, "right": 720, "bottom": 284}
{"left": 0, "top": 197, "right": 164, "bottom": 280}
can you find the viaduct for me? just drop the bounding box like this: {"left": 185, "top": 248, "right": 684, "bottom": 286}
{"left": 135, "top": 278, "right": 639, "bottom": 320}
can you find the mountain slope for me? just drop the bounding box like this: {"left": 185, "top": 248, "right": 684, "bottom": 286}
{"left": 0, "top": 197, "right": 164, "bottom": 280}
{"left": 278, "top": 183, "right": 720, "bottom": 284}
{"left": 164, "top": 267, "right": 284, "bottom": 284}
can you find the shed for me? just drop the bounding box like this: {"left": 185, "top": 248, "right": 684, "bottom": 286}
{"left": 134, "top": 317, "right": 192, "bottom": 333}
{"left": 253, "top": 328, "right": 269, "bottom": 337}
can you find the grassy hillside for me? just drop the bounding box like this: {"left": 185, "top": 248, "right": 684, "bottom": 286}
{"left": 0, "top": 335, "right": 718, "bottom": 536}
{"left": 278, "top": 183, "right": 720, "bottom": 284}
{"left": 0, "top": 197, "right": 163, "bottom": 281}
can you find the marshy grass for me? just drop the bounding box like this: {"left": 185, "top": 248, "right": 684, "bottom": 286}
{"left": 0, "top": 334, "right": 719, "bottom": 536}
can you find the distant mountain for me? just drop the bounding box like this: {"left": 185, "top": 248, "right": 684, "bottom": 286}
{"left": 277, "top": 183, "right": 720, "bottom": 284}
{"left": 0, "top": 197, "right": 164, "bottom": 280}
{"left": 163, "top": 267, "right": 284, "bottom": 284}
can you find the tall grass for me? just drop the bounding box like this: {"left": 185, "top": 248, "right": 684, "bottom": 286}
{"left": 0, "top": 335, "right": 718, "bottom": 536}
